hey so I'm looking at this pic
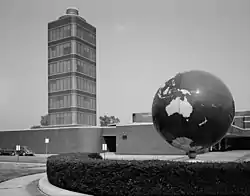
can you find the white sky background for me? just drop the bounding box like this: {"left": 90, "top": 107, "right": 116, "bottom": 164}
{"left": 0, "top": 0, "right": 249, "bottom": 130}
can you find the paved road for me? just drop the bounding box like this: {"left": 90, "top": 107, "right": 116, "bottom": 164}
{"left": 0, "top": 155, "right": 50, "bottom": 164}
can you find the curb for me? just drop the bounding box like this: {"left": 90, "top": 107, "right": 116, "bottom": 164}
{"left": 38, "top": 175, "right": 92, "bottom": 196}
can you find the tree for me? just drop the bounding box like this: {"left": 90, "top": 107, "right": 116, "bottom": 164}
{"left": 40, "top": 114, "right": 49, "bottom": 126}
{"left": 30, "top": 114, "right": 49, "bottom": 129}
{"left": 99, "top": 115, "right": 120, "bottom": 126}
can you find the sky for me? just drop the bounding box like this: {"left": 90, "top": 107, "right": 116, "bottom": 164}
{"left": 0, "top": 0, "right": 249, "bottom": 130}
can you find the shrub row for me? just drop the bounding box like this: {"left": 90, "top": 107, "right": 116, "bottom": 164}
{"left": 47, "top": 153, "right": 250, "bottom": 196}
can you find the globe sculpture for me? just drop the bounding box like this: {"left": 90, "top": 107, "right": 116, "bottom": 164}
{"left": 152, "top": 70, "right": 235, "bottom": 159}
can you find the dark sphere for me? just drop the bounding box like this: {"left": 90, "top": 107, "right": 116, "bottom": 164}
{"left": 152, "top": 70, "right": 235, "bottom": 154}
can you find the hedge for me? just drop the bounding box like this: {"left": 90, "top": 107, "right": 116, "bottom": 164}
{"left": 47, "top": 153, "right": 250, "bottom": 196}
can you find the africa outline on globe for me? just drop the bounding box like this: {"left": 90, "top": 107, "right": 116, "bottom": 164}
{"left": 152, "top": 70, "right": 235, "bottom": 156}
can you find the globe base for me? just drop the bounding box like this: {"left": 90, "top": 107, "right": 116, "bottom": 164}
{"left": 188, "top": 151, "right": 197, "bottom": 159}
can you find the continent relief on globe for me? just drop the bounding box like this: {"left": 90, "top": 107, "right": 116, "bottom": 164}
{"left": 155, "top": 78, "right": 208, "bottom": 152}
{"left": 158, "top": 78, "right": 194, "bottom": 121}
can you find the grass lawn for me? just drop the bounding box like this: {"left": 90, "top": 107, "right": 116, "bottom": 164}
{"left": 0, "top": 163, "right": 46, "bottom": 183}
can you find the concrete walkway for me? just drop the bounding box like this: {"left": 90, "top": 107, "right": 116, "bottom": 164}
{"left": 0, "top": 172, "right": 90, "bottom": 196}
{"left": 101, "top": 152, "right": 185, "bottom": 161}
{"left": 102, "top": 151, "right": 250, "bottom": 162}
{"left": 0, "top": 173, "right": 45, "bottom": 196}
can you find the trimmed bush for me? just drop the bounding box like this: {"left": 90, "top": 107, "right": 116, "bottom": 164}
{"left": 88, "top": 153, "right": 103, "bottom": 160}
{"left": 47, "top": 153, "right": 250, "bottom": 196}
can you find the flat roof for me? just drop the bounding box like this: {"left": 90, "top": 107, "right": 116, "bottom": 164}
{"left": 116, "top": 122, "right": 154, "bottom": 126}
{"left": 0, "top": 121, "right": 249, "bottom": 133}
{"left": 0, "top": 125, "right": 105, "bottom": 132}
